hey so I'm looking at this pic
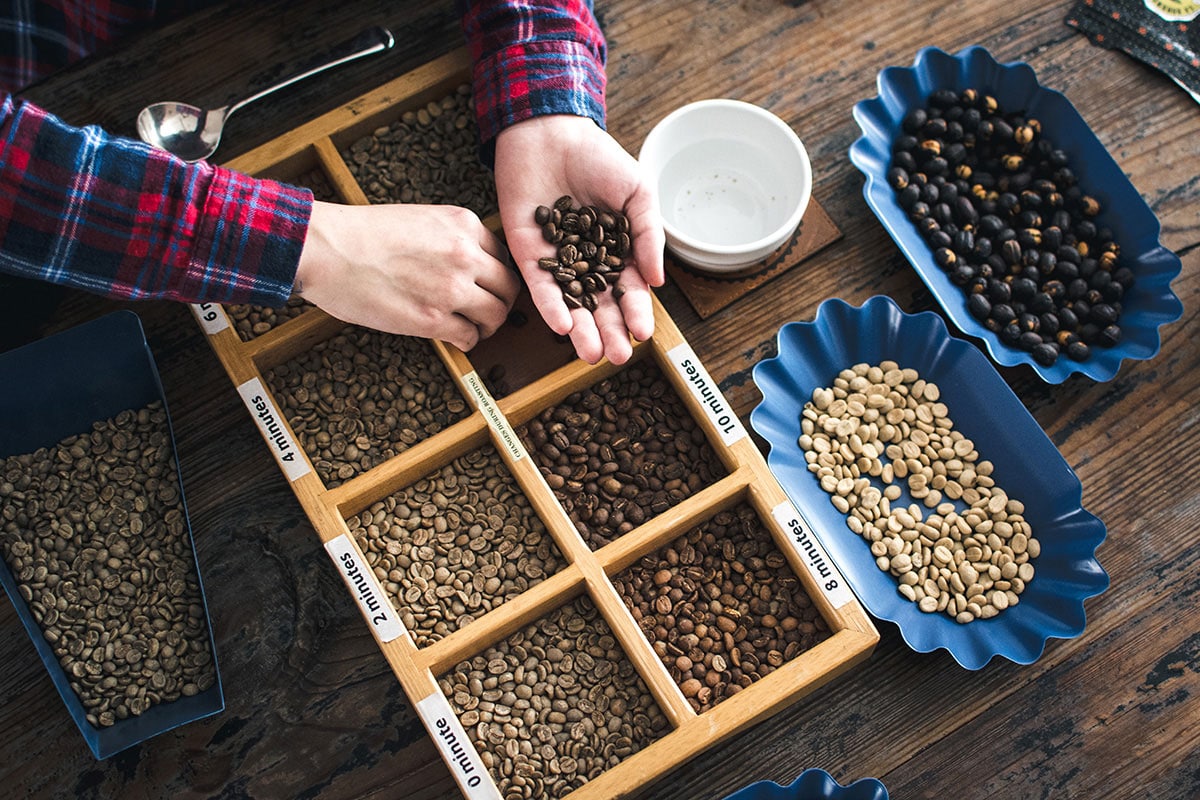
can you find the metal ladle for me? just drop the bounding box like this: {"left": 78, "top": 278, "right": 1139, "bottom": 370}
{"left": 137, "top": 26, "right": 394, "bottom": 162}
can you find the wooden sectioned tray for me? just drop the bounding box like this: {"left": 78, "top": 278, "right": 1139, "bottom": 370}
{"left": 192, "top": 48, "right": 877, "bottom": 800}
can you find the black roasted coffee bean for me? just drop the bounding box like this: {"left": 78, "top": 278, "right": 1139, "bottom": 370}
{"left": 889, "top": 87, "right": 1133, "bottom": 365}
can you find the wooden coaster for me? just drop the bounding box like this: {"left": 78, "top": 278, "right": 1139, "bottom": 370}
{"left": 664, "top": 199, "right": 842, "bottom": 319}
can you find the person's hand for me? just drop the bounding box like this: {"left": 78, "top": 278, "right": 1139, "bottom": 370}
{"left": 294, "top": 201, "right": 520, "bottom": 352}
{"left": 494, "top": 115, "right": 665, "bottom": 365}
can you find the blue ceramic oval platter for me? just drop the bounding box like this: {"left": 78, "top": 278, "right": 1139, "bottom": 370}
{"left": 722, "top": 769, "right": 888, "bottom": 800}
{"left": 750, "top": 296, "right": 1109, "bottom": 669}
{"left": 849, "top": 45, "right": 1182, "bottom": 383}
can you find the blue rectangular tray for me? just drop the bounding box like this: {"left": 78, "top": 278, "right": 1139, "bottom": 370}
{"left": 0, "top": 311, "right": 223, "bottom": 759}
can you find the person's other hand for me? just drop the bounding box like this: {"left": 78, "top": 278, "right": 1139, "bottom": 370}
{"left": 294, "top": 201, "right": 520, "bottom": 351}
{"left": 494, "top": 115, "right": 665, "bottom": 365}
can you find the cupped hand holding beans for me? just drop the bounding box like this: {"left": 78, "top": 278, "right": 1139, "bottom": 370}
{"left": 294, "top": 201, "right": 520, "bottom": 352}
{"left": 494, "top": 115, "right": 666, "bottom": 365}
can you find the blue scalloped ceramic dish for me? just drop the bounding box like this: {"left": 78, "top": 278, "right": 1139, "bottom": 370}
{"left": 722, "top": 769, "right": 888, "bottom": 800}
{"left": 849, "top": 45, "right": 1183, "bottom": 384}
{"left": 750, "top": 296, "right": 1109, "bottom": 669}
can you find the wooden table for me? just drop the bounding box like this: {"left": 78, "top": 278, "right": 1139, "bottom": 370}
{"left": 3, "top": 1, "right": 1197, "bottom": 797}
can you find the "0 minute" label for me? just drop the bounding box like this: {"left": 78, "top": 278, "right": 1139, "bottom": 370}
{"left": 416, "top": 691, "right": 502, "bottom": 800}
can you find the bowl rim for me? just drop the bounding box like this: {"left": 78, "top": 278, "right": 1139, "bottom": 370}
{"left": 639, "top": 98, "right": 813, "bottom": 257}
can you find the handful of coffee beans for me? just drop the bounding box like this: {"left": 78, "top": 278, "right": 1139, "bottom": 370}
{"left": 535, "top": 195, "right": 631, "bottom": 312}
{"left": 890, "top": 88, "right": 1133, "bottom": 366}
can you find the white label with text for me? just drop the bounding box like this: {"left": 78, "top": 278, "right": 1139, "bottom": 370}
{"left": 191, "top": 302, "right": 229, "bottom": 335}
{"left": 461, "top": 371, "right": 525, "bottom": 462}
{"left": 236, "top": 378, "right": 311, "bottom": 482}
{"left": 416, "top": 692, "right": 502, "bottom": 800}
{"left": 325, "top": 535, "right": 405, "bottom": 643}
{"left": 771, "top": 500, "right": 855, "bottom": 608}
{"left": 667, "top": 343, "right": 747, "bottom": 446}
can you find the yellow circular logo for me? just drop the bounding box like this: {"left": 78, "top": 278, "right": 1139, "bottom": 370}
{"left": 1144, "top": 0, "right": 1200, "bottom": 21}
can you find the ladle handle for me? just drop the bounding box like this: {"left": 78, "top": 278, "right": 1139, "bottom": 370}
{"left": 226, "top": 26, "right": 395, "bottom": 118}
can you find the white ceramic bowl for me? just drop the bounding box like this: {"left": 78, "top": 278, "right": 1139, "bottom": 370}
{"left": 639, "top": 99, "right": 812, "bottom": 273}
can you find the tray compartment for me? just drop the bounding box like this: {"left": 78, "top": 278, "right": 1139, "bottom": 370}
{"left": 437, "top": 593, "right": 672, "bottom": 800}
{"left": 332, "top": 81, "right": 497, "bottom": 219}
{"left": 262, "top": 325, "right": 471, "bottom": 488}
{"left": 514, "top": 353, "right": 731, "bottom": 552}
{"left": 345, "top": 431, "right": 569, "bottom": 647}
{"left": 612, "top": 493, "right": 832, "bottom": 714}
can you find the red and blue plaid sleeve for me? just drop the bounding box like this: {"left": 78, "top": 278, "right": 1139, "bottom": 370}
{"left": 459, "top": 0, "right": 608, "bottom": 156}
{"left": 1, "top": 1, "right": 205, "bottom": 95}
{"left": 0, "top": 94, "right": 311, "bottom": 306}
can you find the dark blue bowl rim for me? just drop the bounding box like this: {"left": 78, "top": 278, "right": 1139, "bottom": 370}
{"left": 721, "top": 768, "right": 889, "bottom": 800}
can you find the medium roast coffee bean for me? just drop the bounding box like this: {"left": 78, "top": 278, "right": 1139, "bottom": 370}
{"left": 535, "top": 195, "right": 631, "bottom": 314}
{"left": 517, "top": 361, "right": 726, "bottom": 549}
{"left": 614, "top": 503, "right": 829, "bottom": 713}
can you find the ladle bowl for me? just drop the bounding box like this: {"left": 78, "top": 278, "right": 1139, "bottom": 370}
{"left": 137, "top": 26, "right": 393, "bottom": 162}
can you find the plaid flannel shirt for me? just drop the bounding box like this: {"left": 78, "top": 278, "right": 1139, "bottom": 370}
{"left": 0, "top": 0, "right": 607, "bottom": 306}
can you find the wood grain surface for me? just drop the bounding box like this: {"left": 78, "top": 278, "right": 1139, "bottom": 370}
{"left": 3, "top": 0, "right": 1197, "bottom": 798}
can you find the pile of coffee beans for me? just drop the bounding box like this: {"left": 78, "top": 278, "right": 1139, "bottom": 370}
{"left": 535, "top": 195, "right": 631, "bottom": 312}
{"left": 346, "top": 445, "right": 566, "bottom": 646}
{"left": 227, "top": 295, "right": 314, "bottom": 342}
{"left": 266, "top": 327, "right": 469, "bottom": 488}
{"left": 890, "top": 87, "right": 1133, "bottom": 366}
{"left": 0, "top": 402, "right": 217, "bottom": 728}
{"left": 614, "top": 503, "right": 829, "bottom": 713}
{"left": 341, "top": 84, "right": 498, "bottom": 218}
{"left": 439, "top": 595, "right": 669, "bottom": 799}
{"left": 294, "top": 166, "right": 339, "bottom": 203}
{"left": 798, "top": 362, "right": 1039, "bottom": 623}
{"left": 517, "top": 361, "right": 726, "bottom": 549}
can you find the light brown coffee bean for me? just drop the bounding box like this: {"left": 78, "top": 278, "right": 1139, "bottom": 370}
{"left": 0, "top": 401, "right": 217, "bottom": 729}
{"left": 267, "top": 326, "right": 469, "bottom": 488}
{"left": 438, "top": 596, "right": 668, "bottom": 799}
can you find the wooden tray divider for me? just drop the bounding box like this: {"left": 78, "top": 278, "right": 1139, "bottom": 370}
{"left": 242, "top": 308, "right": 344, "bottom": 368}
{"left": 415, "top": 563, "right": 588, "bottom": 677}
{"left": 190, "top": 49, "right": 879, "bottom": 800}
{"left": 491, "top": 343, "right": 641, "bottom": 428}
{"left": 591, "top": 468, "right": 751, "bottom": 579}
{"left": 311, "top": 136, "right": 371, "bottom": 205}
{"left": 326, "top": 414, "right": 490, "bottom": 519}
{"left": 579, "top": 556, "right": 697, "bottom": 729}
